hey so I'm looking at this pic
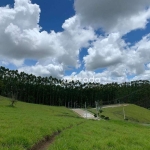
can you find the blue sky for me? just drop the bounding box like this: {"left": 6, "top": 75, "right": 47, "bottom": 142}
{"left": 0, "top": 0, "right": 150, "bottom": 83}
{"left": 123, "top": 21, "right": 150, "bottom": 46}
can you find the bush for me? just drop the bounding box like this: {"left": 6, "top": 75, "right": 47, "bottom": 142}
{"left": 10, "top": 99, "right": 17, "bottom": 107}
{"left": 100, "top": 115, "right": 105, "bottom": 118}
{"left": 87, "top": 106, "right": 92, "bottom": 109}
{"left": 94, "top": 113, "right": 97, "bottom": 118}
{"left": 99, "top": 109, "right": 103, "bottom": 113}
{"left": 104, "top": 117, "right": 110, "bottom": 120}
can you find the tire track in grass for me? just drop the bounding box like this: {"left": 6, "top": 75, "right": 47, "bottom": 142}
{"left": 30, "top": 132, "right": 61, "bottom": 150}
{"left": 30, "top": 122, "right": 84, "bottom": 150}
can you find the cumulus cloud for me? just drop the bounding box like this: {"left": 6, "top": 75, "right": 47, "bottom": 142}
{"left": 64, "top": 70, "right": 127, "bottom": 84}
{"left": 1, "top": 0, "right": 150, "bottom": 83}
{"left": 18, "top": 63, "right": 64, "bottom": 78}
{"left": 74, "top": 0, "right": 150, "bottom": 34}
{"left": 84, "top": 33, "right": 124, "bottom": 70}
{"left": 82, "top": 32, "right": 150, "bottom": 82}
{"left": 0, "top": 0, "right": 95, "bottom": 75}
{"left": 126, "top": 34, "right": 150, "bottom": 75}
{"left": 57, "top": 16, "right": 96, "bottom": 67}
{"left": 60, "top": 24, "right": 150, "bottom": 79}
{"left": 73, "top": 0, "right": 150, "bottom": 82}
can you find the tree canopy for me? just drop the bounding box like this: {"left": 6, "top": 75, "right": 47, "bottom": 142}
{"left": 0, "top": 66, "right": 150, "bottom": 108}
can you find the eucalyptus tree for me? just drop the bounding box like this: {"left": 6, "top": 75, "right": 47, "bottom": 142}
{"left": 0, "top": 66, "right": 150, "bottom": 108}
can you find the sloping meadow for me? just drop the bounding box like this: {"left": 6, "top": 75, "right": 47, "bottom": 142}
{"left": 50, "top": 120, "right": 150, "bottom": 150}
{"left": 0, "top": 96, "right": 150, "bottom": 150}
{"left": 0, "top": 96, "right": 83, "bottom": 150}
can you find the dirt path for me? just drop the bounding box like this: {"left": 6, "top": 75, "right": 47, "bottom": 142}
{"left": 102, "top": 104, "right": 129, "bottom": 108}
{"left": 30, "top": 122, "right": 84, "bottom": 150}
{"left": 30, "top": 132, "right": 61, "bottom": 150}
{"left": 72, "top": 109, "right": 95, "bottom": 119}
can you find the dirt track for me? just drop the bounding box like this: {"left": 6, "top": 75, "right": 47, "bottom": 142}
{"left": 30, "top": 122, "right": 84, "bottom": 150}
{"left": 71, "top": 104, "right": 129, "bottom": 119}
{"left": 102, "top": 104, "right": 129, "bottom": 108}
{"left": 71, "top": 109, "right": 95, "bottom": 119}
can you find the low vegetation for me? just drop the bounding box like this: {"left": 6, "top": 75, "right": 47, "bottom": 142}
{"left": 0, "top": 96, "right": 82, "bottom": 150}
{"left": 1, "top": 66, "right": 150, "bottom": 108}
{"left": 0, "top": 96, "right": 150, "bottom": 150}
{"left": 89, "top": 104, "right": 150, "bottom": 124}
{"left": 50, "top": 120, "right": 150, "bottom": 150}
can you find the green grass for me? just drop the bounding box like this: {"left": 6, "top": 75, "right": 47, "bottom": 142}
{"left": 0, "top": 96, "right": 150, "bottom": 150}
{"left": 89, "top": 104, "right": 150, "bottom": 123}
{"left": 0, "top": 96, "right": 83, "bottom": 150}
{"left": 50, "top": 120, "right": 150, "bottom": 150}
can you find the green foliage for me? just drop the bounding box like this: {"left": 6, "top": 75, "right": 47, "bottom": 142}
{"left": 99, "top": 109, "right": 103, "bottom": 113}
{"left": 10, "top": 93, "right": 18, "bottom": 107}
{"left": 0, "top": 96, "right": 150, "bottom": 150}
{"left": 0, "top": 96, "right": 82, "bottom": 149}
{"left": 1, "top": 66, "right": 150, "bottom": 108}
{"left": 94, "top": 113, "right": 97, "bottom": 118}
{"left": 104, "top": 116, "right": 110, "bottom": 120}
{"left": 100, "top": 115, "right": 105, "bottom": 118}
{"left": 89, "top": 104, "right": 150, "bottom": 124}
{"left": 50, "top": 120, "right": 150, "bottom": 150}
{"left": 0, "top": 80, "right": 4, "bottom": 94}
{"left": 99, "top": 100, "right": 103, "bottom": 106}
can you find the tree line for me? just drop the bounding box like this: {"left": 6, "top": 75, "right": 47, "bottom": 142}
{"left": 0, "top": 66, "right": 150, "bottom": 108}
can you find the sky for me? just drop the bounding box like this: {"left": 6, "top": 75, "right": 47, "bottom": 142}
{"left": 0, "top": 0, "right": 150, "bottom": 83}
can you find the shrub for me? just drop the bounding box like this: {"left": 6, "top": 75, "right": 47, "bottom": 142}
{"left": 94, "top": 113, "right": 97, "bottom": 118}
{"left": 104, "top": 117, "right": 110, "bottom": 120}
{"left": 99, "top": 109, "right": 103, "bottom": 113}
{"left": 10, "top": 99, "right": 17, "bottom": 107}
{"left": 10, "top": 93, "right": 17, "bottom": 107}
{"left": 100, "top": 115, "right": 105, "bottom": 118}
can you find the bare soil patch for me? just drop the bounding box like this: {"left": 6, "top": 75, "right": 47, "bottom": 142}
{"left": 30, "top": 132, "right": 61, "bottom": 150}
{"left": 30, "top": 122, "right": 84, "bottom": 150}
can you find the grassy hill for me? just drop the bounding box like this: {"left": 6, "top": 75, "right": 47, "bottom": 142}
{"left": 50, "top": 120, "right": 150, "bottom": 150}
{"left": 89, "top": 104, "right": 150, "bottom": 124}
{"left": 0, "top": 96, "right": 150, "bottom": 150}
{"left": 0, "top": 96, "right": 82, "bottom": 150}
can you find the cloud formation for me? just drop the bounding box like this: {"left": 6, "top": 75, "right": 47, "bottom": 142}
{"left": 19, "top": 63, "right": 64, "bottom": 78}
{"left": 1, "top": 0, "right": 150, "bottom": 83}
{"left": 75, "top": 0, "right": 150, "bottom": 34}
{"left": 84, "top": 33, "right": 124, "bottom": 70}
{"left": 0, "top": 0, "right": 95, "bottom": 77}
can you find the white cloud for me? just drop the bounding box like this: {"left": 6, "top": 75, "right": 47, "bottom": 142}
{"left": 133, "top": 34, "right": 150, "bottom": 61}
{"left": 72, "top": 0, "right": 150, "bottom": 83}
{"left": 64, "top": 70, "right": 127, "bottom": 84}
{"left": 57, "top": 16, "right": 96, "bottom": 67}
{"left": 19, "top": 63, "right": 64, "bottom": 78}
{"left": 74, "top": 0, "right": 150, "bottom": 34}
{"left": 132, "top": 70, "right": 150, "bottom": 81}
{"left": 0, "top": 0, "right": 95, "bottom": 76}
{"left": 82, "top": 32, "right": 150, "bottom": 82}
{"left": 1, "top": 0, "right": 150, "bottom": 83}
{"left": 84, "top": 33, "right": 124, "bottom": 70}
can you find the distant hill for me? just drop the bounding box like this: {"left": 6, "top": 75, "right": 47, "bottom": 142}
{"left": 89, "top": 104, "right": 150, "bottom": 124}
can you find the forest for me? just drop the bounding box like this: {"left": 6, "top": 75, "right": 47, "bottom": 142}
{"left": 0, "top": 66, "right": 150, "bottom": 108}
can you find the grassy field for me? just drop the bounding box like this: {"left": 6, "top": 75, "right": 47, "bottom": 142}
{"left": 89, "top": 104, "right": 150, "bottom": 124}
{"left": 0, "top": 96, "right": 83, "bottom": 150}
{"left": 50, "top": 120, "right": 150, "bottom": 150}
{"left": 0, "top": 96, "right": 150, "bottom": 150}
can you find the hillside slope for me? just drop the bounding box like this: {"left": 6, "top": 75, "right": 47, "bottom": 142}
{"left": 89, "top": 104, "right": 150, "bottom": 123}
{"left": 0, "top": 96, "right": 82, "bottom": 150}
